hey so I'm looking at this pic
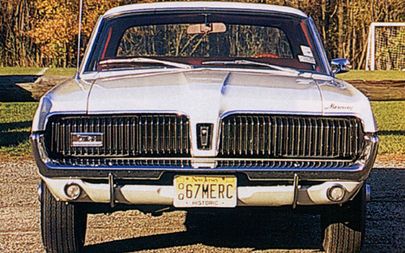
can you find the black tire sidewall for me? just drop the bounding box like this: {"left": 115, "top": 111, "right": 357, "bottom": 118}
{"left": 40, "top": 182, "right": 87, "bottom": 253}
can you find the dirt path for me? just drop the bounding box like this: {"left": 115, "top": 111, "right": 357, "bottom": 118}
{"left": 349, "top": 80, "right": 405, "bottom": 101}
{"left": 0, "top": 160, "right": 403, "bottom": 253}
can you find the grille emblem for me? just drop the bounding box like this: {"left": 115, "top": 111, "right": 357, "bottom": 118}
{"left": 197, "top": 124, "right": 213, "bottom": 150}
{"left": 71, "top": 132, "right": 103, "bottom": 147}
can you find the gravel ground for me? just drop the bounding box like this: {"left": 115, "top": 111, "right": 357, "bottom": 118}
{"left": 0, "top": 160, "right": 403, "bottom": 253}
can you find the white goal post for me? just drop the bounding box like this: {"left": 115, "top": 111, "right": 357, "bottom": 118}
{"left": 366, "top": 22, "right": 405, "bottom": 71}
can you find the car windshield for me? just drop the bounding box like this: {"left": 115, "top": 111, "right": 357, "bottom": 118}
{"left": 85, "top": 11, "right": 327, "bottom": 74}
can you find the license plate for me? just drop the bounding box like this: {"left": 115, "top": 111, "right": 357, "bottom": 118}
{"left": 174, "top": 175, "right": 237, "bottom": 208}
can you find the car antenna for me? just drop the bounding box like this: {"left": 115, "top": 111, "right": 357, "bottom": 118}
{"left": 76, "top": 0, "right": 84, "bottom": 79}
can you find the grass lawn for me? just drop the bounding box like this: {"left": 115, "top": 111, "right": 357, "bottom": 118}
{"left": 0, "top": 101, "right": 403, "bottom": 160}
{"left": 0, "top": 67, "right": 43, "bottom": 76}
{"left": 45, "top": 68, "right": 77, "bottom": 77}
{"left": 338, "top": 70, "right": 405, "bottom": 81}
{"left": 371, "top": 101, "right": 405, "bottom": 156}
{"left": 0, "top": 67, "right": 76, "bottom": 77}
{"left": 0, "top": 102, "right": 37, "bottom": 158}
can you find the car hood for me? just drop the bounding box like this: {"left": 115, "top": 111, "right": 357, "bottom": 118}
{"left": 35, "top": 69, "right": 376, "bottom": 133}
{"left": 87, "top": 69, "right": 323, "bottom": 121}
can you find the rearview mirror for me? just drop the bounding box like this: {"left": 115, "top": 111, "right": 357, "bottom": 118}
{"left": 187, "top": 23, "right": 226, "bottom": 35}
{"left": 331, "top": 58, "right": 351, "bottom": 74}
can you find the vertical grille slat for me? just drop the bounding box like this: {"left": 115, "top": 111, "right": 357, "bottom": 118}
{"left": 172, "top": 116, "right": 177, "bottom": 155}
{"left": 185, "top": 120, "right": 189, "bottom": 154}
{"left": 219, "top": 114, "right": 364, "bottom": 160}
{"left": 228, "top": 120, "right": 232, "bottom": 155}
{"left": 239, "top": 118, "right": 243, "bottom": 155}
{"left": 178, "top": 117, "right": 183, "bottom": 155}
{"left": 61, "top": 123, "right": 66, "bottom": 156}
{"left": 260, "top": 116, "right": 265, "bottom": 155}
{"left": 296, "top": 118, "right": 301, "bottom": 156}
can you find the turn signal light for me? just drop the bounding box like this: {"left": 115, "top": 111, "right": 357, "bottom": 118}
{"left": 327, "top": 185, "right": 346, "bottom": 202}
{"left": 64, "top": 183, "right": 82, "bottom": 200}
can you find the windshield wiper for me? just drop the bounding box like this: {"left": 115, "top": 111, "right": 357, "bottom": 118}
{"left": 202, "top": 59, "right": 299, "bottom": 74}
{"left": 98, "top": 57, "right": 192, "bottom": 70}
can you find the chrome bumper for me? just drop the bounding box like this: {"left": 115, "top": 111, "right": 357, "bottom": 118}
{"left": 41, "top": 175, "right": 363, "bottom": 207}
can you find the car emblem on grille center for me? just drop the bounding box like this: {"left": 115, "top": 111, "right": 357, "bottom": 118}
{"left": 197, "top": 124, "right": 213, "bottom": 150}
{"left": 71, "top": 133, "right": 103, "bottom": 147}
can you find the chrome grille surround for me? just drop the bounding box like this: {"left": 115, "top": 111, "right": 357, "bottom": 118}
{"left": 44, "top": 114, "right": 191, "bottom": 167}
{"left": 218, "top": 114, "right": 364, "bottom": 162}
{"left": 44, "top": 113, "right": 366, "bottom": 169}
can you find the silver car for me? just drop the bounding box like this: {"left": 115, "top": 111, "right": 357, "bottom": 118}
{"left": 31, "top": 2, "right": 378, "bottom": 253}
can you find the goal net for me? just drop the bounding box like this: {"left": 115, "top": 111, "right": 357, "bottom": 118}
{"left": 366, "top": 22, "right": 405, "bottom": 71}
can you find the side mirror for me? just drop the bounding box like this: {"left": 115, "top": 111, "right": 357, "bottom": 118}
{"left": 331, "top": 58, "right": 351, "bottom": 74}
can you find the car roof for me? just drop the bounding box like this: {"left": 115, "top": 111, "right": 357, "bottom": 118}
{"left": 104, "top": 1, "right": 307, "bottom": 18}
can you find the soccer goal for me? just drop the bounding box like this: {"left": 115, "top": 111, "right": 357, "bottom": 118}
{"left": 366, "top": 22, "right": 405, "bottom": 71}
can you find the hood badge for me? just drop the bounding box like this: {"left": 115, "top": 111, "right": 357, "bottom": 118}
{"left": 71, "top": 132, "right": 103, "bottom": 147}
{"left": 324, "top": 103, "right": 353, "bottom": 111}
{"left": 197, "top": 124, "right": 213, "bottom": 150}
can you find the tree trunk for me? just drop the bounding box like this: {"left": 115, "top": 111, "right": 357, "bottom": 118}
{"left": 337, "top": 0, "right": 345, "bottom": 57}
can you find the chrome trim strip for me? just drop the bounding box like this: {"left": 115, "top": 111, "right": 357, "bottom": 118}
{"left": 78, "top": 16, "right": 104, "bottom": 77}
{"left": 308, "top": 17, "right": 332, "bottom": 76}
{"left": 108, "top": 173, "right": 115, "bottom": 208}
{"left": 220, "top": 110, "right": 323, "bottom": 119}
{"left": 104, "top": 5, "right": 308, "bottom": 19}
{"left": 292, "top": 173, "right": 299, "bottom": 208}
{"left": 41, "top": 111, "right": 87, "bottom": 132}
{"left": 42, "top": 163, "right": 363, "bottom": 173}
{"left": 366, "top": 184, "right": 371, "bottom": 202}
{"left": 44, "top": 157, "right": 355, "bottom": 163}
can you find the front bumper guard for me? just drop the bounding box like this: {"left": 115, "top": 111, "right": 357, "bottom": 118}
{"left": 32, "top": 132, "right": 378, "bottom": 207}
{"left": 42, "top": 174, "right": 363, "bottom": 207}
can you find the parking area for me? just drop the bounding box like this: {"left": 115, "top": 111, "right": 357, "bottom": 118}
{"left": 0, "top": 160, "right": 403, "bottom": 253}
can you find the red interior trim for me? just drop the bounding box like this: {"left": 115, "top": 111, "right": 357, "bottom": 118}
{"left": 254, "top": 53, "right": 279, "bottom": 59}
{"left": 101, "top": 27, "right": 113, "bottom": 60}
{"left": 300, "top": 21, "right": 313, "bottom": 48}
{"left": 300, "top": 21, "right": 320, "bottom": 70}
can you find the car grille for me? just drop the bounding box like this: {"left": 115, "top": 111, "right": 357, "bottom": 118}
{"left": 45, "top": 114, "right": 191, "bottom": 166}
{"left": 44, "top": 113, "right": 365, "bottom": 168}
{"left": 218, "top": 114, "right": 364, "bottom": 160}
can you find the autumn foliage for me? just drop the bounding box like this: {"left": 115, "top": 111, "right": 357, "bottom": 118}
{"left": 27, "top": 0, "right": 120, "bottom": 67}
{"left": 0, "top": 0, "right": 404, "bottom": 68}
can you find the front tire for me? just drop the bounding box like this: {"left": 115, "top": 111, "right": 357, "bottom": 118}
{"left": 40, "top": 182, "right": 87, "bottom": 253}
{"left": 321, "top": 185, "right": 366, "bottom": 253}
